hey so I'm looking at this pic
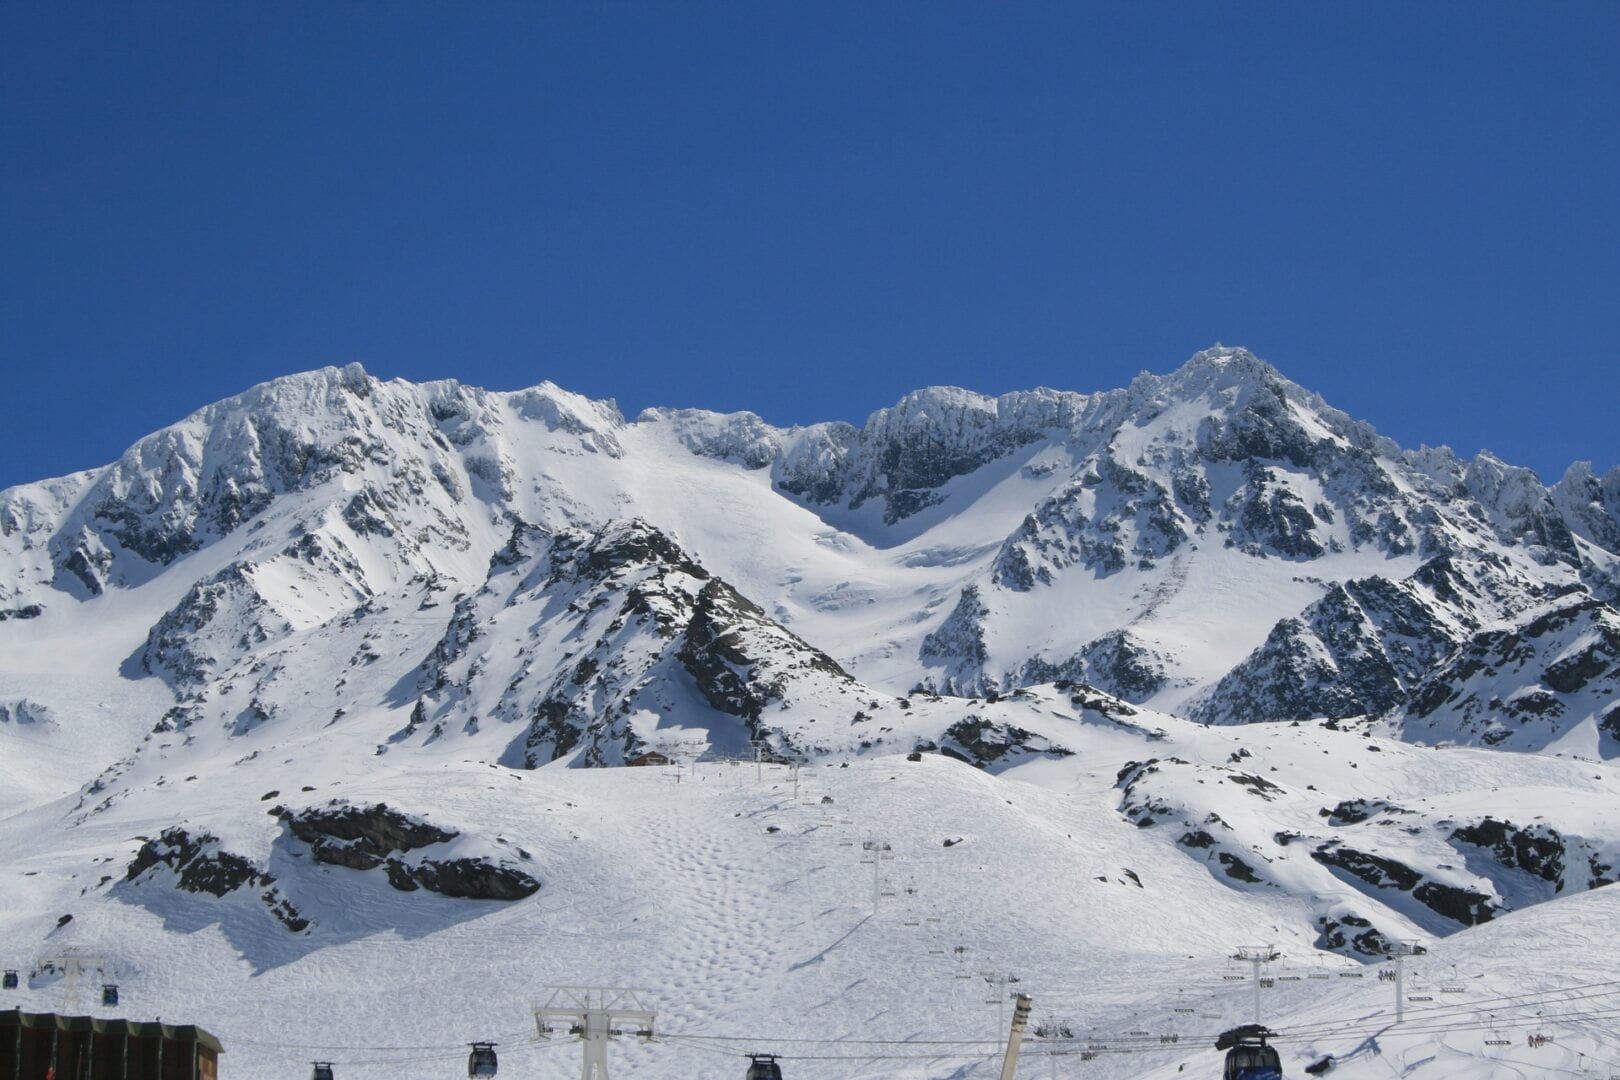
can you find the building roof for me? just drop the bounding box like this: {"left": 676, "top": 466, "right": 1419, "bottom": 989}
{"left": 0, "top": 1008, "right": 224, "bottom": 1054}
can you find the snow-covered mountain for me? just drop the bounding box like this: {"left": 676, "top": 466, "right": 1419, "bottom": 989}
{"left": 3, "top": 347, "right": 1618, "bottom": 1079}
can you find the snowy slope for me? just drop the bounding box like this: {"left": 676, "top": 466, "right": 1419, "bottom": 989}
{"left": 2, "top": 712, "right": 1617, "bottom": 1079}
{"left": 3, "top": 346, "right": 1619, "bottom": 1078}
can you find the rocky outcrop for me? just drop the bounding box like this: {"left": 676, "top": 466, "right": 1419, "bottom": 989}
{"left": 383, "top": 856, "right": 539, "bottom": 901}
{"left": 1449, "top": 818, "right": 1565, "bottom": 885}
{"left": 1402, "top": 597, "right": 1620, "bottom": 752}
{"left": 126, "top": 828, "right": 268, "bottom": 897}
{"left": 281, "top": 801, "right": 457, "bottom": 871}
{"left": 407, "top": 518, "right": 857, "bottom": 767}
{"left": 936, "top": 716, "right": 1071, "bottom": 769}
{"left": 279, "top": 801, "right": 541, "bottom": 902}
{"left": 1019, "top": 631, "right": 1168, "bottom": 702}
{"left": 123, "top": 827, "right": 309, "bottom": 932}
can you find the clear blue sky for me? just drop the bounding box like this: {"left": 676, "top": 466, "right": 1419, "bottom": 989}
{"left": 2, "top": 2, "right": 1616, "bottom": 490}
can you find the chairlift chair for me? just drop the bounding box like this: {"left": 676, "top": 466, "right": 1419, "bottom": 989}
{"left": 746, "top": 1053, "right": 784, "bottom": 1080}
{"left": 311, "top": 1063, "right": 335, "bottom": 1080}
{"left": 467, "top": 1042, "right": 498, "bottom": 1077}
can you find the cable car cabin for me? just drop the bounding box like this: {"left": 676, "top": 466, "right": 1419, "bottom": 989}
{"left": 467, "top": 1042, "right": 498, "bottom": 1077}
{"left": 746, "top": 1053, "right": 784, "bottom": 1080}
{"left": 1224, "top": 1042, "right": 1283, "bottom": 1080}
{"left": 311, "top": 1063, "right": 335, "bottom": 1080}
{"left": 1216, "top": 1024, "right": 1283, "bottom": 1080}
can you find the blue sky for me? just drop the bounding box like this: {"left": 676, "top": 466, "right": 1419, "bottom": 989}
{"left": 2, "top": 2, "right": 1616, "bottom": 490}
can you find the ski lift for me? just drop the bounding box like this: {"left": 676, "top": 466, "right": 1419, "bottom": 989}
{"left": 101, "top": 984, "right": 118, "bottom": 1007}
{"left": 746, "top": 1053, "right": 784, "bottom": 1080}
{"left": 2, "top": 970, "right": 16, "bottom": 990}
{"left": 467, "top": 1042, "right": 498, "bottom": 1077}
{"left": 1484, "top": 1031, "right": 1512, "bottom": 1047}
{"left": 1216, "top": 1025, "right": 1283, "bottom": 1080}
{"left": 311, "top": 1064, "right": 335, "bottom": 1080}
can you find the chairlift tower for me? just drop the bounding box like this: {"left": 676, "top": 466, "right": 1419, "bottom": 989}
{"left": 981, "top": 972, "right": 1020, "bottom": 1056}
{"left": 860, "top": 838, "right": 894, "bottom": 915}
{"left": 534, "top": 986, "right": 656, "bottom": 1080}
{"left": 1230, "top": 946, "right": 1280, "bottom": 1024}
{"left": 37, "top": 953, "right": 108, "bottom": 1013}
{"left": 998, "top": 992, "right": 1033, "bottom": 1080}
{"left": 1383, "top": 940, "right": 1426, "bottom": 1024}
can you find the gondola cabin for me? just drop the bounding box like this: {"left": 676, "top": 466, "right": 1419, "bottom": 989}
{"left": 746, "top": 1053, "right": 784, "bottom": 1080}
{"left": 0, "top": 1008, "right": 221, "bottom": 1080}
{"left": 467, "top": 1041, "right": 498, "bottom": 1077}
{"left": 1217, "top": 1024, "right": 1283, "bottom": 1080}
{"left": 311, "top": 1063, "right": 335, "bottom": 1080}
{"left": 1225, "top": 1042, "right": 1283, "bottom": 1080}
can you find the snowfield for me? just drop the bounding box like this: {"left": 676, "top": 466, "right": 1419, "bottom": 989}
{"left": 3, "top": 347, "right": 1618, "bottom": 1078}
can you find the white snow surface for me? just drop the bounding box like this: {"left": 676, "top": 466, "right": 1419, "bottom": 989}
{"left": 2, "top": 347, "right": 1619, "bottom": 1078}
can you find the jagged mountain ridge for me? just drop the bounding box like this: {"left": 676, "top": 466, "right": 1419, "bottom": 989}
{"left": 3, "top": 347, "right": 1617, "bottom": 762}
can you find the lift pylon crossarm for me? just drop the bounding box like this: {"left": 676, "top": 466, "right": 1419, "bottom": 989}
{"left": 534, "top": 986, "right": 657, "bottom": 1080}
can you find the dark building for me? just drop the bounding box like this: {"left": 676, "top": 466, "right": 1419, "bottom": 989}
{"left": 0, "top": 1009, "right": 221, "bottom": 1080}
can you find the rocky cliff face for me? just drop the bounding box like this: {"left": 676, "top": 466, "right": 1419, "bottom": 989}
{"left": 404, "top": 518, "right": 869, "bottom": 768}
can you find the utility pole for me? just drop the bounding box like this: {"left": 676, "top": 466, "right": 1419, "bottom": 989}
{"left": 535, "top": 987, "right": 656, "bottom": 1080}
{"left": 860, "top": 839, "right": 893, "bottom": 915}
{"left": 1384, "top": 940, "right": 1425, "bottom": 1024}
{"left": 1231, "top": 946, "right": 1280, "bottom": 1024}
{"left": 982, "top": 972, "right": 1020, "bottom": 1056}
{"left": 998, "top": 992, "right": 1033, "bottom": 1080}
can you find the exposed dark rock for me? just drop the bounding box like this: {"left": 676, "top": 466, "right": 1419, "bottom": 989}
{"left": 938, "top": 716, "right": 1071, "bottom": 768}
{"left": 1412, "top": 881, "right": 1498, "bottom": 926}
{"left": 1217, "top": 852, "right": 1263, "bottom": 884}
{"left": 1310, "top": 843, "right": 1422, "bottom": 892}
{"left": 125, "top": 828, "right": 269, "bottom": 897}
{"left": 1224, "top": 773, "right": 1284, "bottom": 800}
{"left": 1315, "top": 913, "right": 1390, "bottom": 957}
{"left": 1323, "top": 799, "right": 1410, "bottom": 826}
{"left": 1450, "top": 819, "right": 1564, "bottom": 883}
{"left": 285, "top": 801, "right": 457, "bottom": 870}
{"left": 1019, "top": 632, "right": 1167, "bottom": 703}
{"left": 384, "top": 857, "right": 539, "bottom": 900}
{"left": 919, "top": 586, "right": 989, "bottom": 676}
